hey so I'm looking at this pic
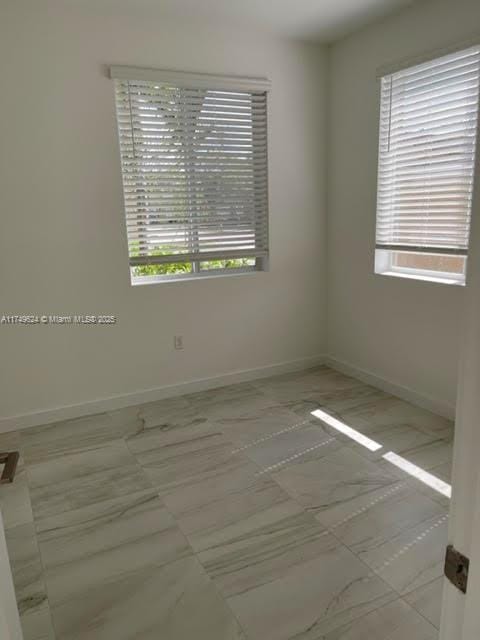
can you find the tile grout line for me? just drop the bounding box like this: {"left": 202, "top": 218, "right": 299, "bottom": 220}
{"left": 372, "top": 514, "right": 449, "bottom": 574}
{"left": 238, "top": 406, "right": 420, "bottom": 634}
{"left": 123, "top": 418, "right": 252, "bottom": 638}
{"left": 328, "top": 482, "right": 408, "bottom": 532}
{"left": 190, "top": 539, "right": 252, "bottom": 640}
{"left": 259, "top": 425, "right": 445, "bottom": 636}
{"left": 256, "top": 438, "right": 337, "bottom": 475}
{"left": 230, "top": 419, "right": 311, "bottom": 453}
{"left": 321, "top": 495, "right": 447, "bottom": 636}
{"left": 399, "top": 576, "right": 444, "bottom": 631}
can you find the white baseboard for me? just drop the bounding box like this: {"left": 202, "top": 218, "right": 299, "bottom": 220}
{"left": 0, "top": 354, "right": 326, "bottom": 434}
{"left": 325, "top": 355, "right": 455, "bottom": 421}
{"left": 1, "top": 353, "right": 454, "bottom": 434}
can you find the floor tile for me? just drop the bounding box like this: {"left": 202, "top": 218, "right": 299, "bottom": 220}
{"left": 377, "top": 439, "right": 454, "bottom": 499}
{"left": 5, "top": 522, "right": 55, "bottom": 640}
{"left": 255, "top": 367, "right": 363, "bottom": 403}
{"left": 317, "top": 481, "right": 444, "bottom": 562}
{"left": 27, "top": 440, "right": 151, "bottom": 520}
{"left": 50, "top": 555, "right": 245, "bottom": 640}
{"left": 365, "top": 512, "right": 449, "bottom": 595}
{"left": 0, "top": 430, "right": 22, "bottom": 453}
{"left": 322, "top": 598, "right": 438, "bottom": 639}
{"left": 342, "top": 422, "right": 443, "bottom": 462}
{"left": 332, "top": 393, "right": 414, "bottom": 427}
{"left": 110, "top": 395, "right": 207, "bottom": 440}
{"left": 336, "top": 393, "right": 453, "bottom": 440}
{"left": 185, "top": 382, "right": 269, "bottom": 421}
{"left": 104, "top": 405, "right": 147, "bottom": 439}
{"left": 0, "top": 457, "right": 34, "bottom": 530}
{"left": 429, "top": 462, "right": 452, "bottom": 483}
{"left": 18, "top": 601, "right": 56, "bottom": 640}
{"left": 395, "top": 439, "right": 453, "bottom": 473}
{"left": 411, "top": 462, "right": 452, "bottom": 508}
{"left": 130, "top": 420, "right": 251, "bottom": 501}
{"left": 126, "top": 417, "right": 218, "bottom": 459}
{"left": 279, "top": 384, "right": 387, "bottom": 422}
{"left": 404, "top": 577, "right": 444, "bottom": 629}
{"left": 272, "top": 447, "right": 398, "bottom": 517}
{"left": 243, "top": 423, "right": 341, "bottom": 471}
{"left": 0, "top": 366, "right": 452, "bottom": 640}
{"left": 168, "top": 468, "right": 290, "bottom": 553}
{"left": 37, "top": 490, "right": 192, "bottom": 606}
{"left": 213, "top": 404, "right": 311, "bottom": 447}
{"left": 21, "top": 414, "right": 119, "bottom": 465}
{"left": 198, "top": 499, "right": 331, "bottom": 597}
{"left": 227, "top": 533, "right": 395, "bottom": 640}
{"left": 403, "top": 411, "right": 454, "bottom": 441}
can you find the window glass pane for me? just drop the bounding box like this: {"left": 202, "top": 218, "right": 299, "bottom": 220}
{"left": 199, "top": 257, "right": 256, "bottom": 271}
{"left": 131, "top": 261, "right": 192, "bottom": 278}
{"left": 391, "top": 251, "right": 466, "bottom": 276}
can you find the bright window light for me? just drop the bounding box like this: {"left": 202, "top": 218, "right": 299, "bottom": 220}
{"left": 310, "top": 409, "right": 383, "bottom": 452}
{"left": 374, "top": 46, "right": 480, "bottom": 286}
{"left": 383, "top": 451, "right": 451, "bottom": 499}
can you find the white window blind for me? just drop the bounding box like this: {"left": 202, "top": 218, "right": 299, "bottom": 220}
{"left": 111, "top": 67, "right": 270, "bottom": 282}
{"left": 375, "top": 45, "right": 480, "bottom": 283}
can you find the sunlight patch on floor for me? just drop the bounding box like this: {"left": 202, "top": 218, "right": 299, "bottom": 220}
{"left": 311, "top": 409, "right": 383, "bottom": 452}
{"left": 383, "top": 451, "right": 452, "bottom": 499}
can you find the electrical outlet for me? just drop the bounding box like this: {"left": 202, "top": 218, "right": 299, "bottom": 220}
{"left": 174, "top": 335, "right": 184, "bottom": 350}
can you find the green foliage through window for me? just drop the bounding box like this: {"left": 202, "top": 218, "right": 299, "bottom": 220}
{"left": 130, "top": 242, "right": 255, "bottom": 278}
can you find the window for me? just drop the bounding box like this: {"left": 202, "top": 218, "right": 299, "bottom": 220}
{"left": 375, "top": 46, "right": 480, "bottom": 285}
{"left": 111, "top": 66, "right": 270, "bottom": 284}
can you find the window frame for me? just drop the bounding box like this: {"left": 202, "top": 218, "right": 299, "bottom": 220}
{"left": 375, "top": 249, "right": 467, "bottom": 286}
{"left": 373, "top": 44, "right": 480, "bottom": 286}
{"left": 111, "top": 66, "right": 271, "bottom": 285}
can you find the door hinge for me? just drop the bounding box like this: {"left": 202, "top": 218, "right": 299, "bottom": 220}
{"left": 445, "top": 544, "right": 470, "bottom": 594}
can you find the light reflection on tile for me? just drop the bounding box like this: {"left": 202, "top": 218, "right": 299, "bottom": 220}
{"left": 382, "top": 452, "right": 451, "bottom": 499}
{"left": 272, "top": 447, "right": 399, "bottom": 518}
{"left": 311, "top": 408, "right": 383, "bottom": 451}
{"left": 317, "top": 480, "right": 445, "bottom": 561}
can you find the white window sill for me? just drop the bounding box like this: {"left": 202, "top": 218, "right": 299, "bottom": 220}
{"left": 131, "top": 267, "right": 263, "bottom": 286}
{"left": 376, "top": 269, "right": 465, "bottom": 286}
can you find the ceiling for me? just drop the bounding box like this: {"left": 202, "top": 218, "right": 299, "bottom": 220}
{"left": 75, "top": 0, "right": 417, "bottom": 43}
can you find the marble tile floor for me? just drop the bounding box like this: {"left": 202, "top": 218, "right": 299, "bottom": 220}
{"left": 0, "top": 366, "right": 454, "bottom": 639}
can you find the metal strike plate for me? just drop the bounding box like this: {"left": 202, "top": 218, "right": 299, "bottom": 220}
{"left": 445, "top": 544, "right": 469, "bottom": 594}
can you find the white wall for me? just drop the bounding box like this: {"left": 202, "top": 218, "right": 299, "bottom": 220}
{"left": 0, "top": 0, "right": 328, "bottom": 422}
{"left": 327, "top": 0, "right": 480, "bottom": 412}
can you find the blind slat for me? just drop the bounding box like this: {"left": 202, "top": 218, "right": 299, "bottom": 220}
{"left": 376, "top": 45, "right": 480, "bottom": 256}
{"left": 114, "top": 74, "right": 269, "bottom": 270}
